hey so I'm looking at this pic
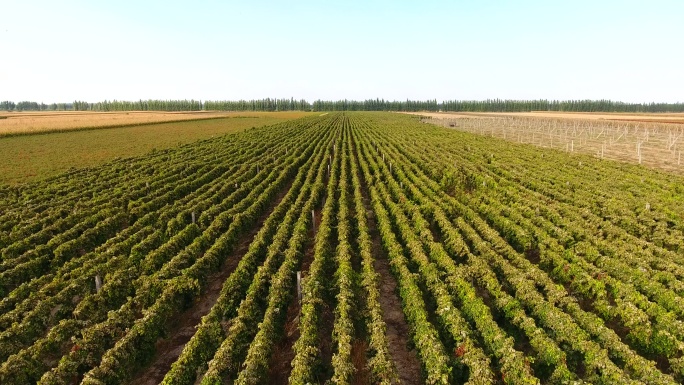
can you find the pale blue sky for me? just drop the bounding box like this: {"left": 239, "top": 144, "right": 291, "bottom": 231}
{"left": 1, "top": 0, "right": 682, "bottom": 103}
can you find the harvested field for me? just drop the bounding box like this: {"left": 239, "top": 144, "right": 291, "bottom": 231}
{"left": 0, "top": 113, "right": 311, "bottom": 184}
{"left": 0, "top": 111, "right": 311, "bottom": 136}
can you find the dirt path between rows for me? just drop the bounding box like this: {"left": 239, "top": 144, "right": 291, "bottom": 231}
{"left": 267, "top": 204, "right": 326, "bottom": 384}
{"left": 128, "top": 180, "right": 294, "bottom": 385}
{"left": 356, "top": 163, "right": 421, "bottom": 384}
{"left": 367, "top": 210, "right": 422, "bottom": 385}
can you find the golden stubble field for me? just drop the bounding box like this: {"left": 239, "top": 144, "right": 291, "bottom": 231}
{"left": 407, "top": 111, "right": 684, "bottom": 174}
{"left": 0, "top": 111, "right": 313, "bottom": 184}
{"left": 0, "top": 111, "right": 312, "bottom": 136}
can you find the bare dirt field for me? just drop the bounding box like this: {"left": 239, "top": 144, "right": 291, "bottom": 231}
{"left": 0, "top": 111, "right": 310, "bottom": 136}
{"left": 402, "top": 111, "right": 684, "bottom": 123}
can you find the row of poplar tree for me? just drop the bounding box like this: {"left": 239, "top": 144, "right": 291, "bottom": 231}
{"left": 2, "top": 98, "right": 683, "bottom": 113}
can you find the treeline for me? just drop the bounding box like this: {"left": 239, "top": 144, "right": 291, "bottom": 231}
{"left": 2, "top": 98, "right": 683, "bottom": 113}
{"left": 0, "top": 101, "right": 74, "bottom": 111}
{"left": 439, "top": 99, "right": 684, "bottom": 113}
{"left": 204, "top": 98, "right": 310, "bottom": 111}
{"left": 75, "top": 100, "right": 203, "bottom": 111}
{"left": 312, "top": 98, "right": 684, "bottom": 113}
{"left": 76, "top": 98, "right": 309, "bottom": 112}
{"left": 1, "top": 99, "right": 308, "bottom": 112}
{"left": 311, "top": 99, "right": 440, "bottom": 111}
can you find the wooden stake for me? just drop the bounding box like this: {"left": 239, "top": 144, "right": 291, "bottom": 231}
{"left": 95, "top": 275, "right": 102, "bottom": 293}
{"left": 312, "top": 210, "right": 316, "bottom": 234}
{"left": 191, "top": 211, "right": 196, "bottom": 224}
{"left": 297, "top": 271, "right": 302, "bottom": 303}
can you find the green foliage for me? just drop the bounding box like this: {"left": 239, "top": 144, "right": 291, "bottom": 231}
{"left": 2, "top": 112, "right": 684, "bottom": 385}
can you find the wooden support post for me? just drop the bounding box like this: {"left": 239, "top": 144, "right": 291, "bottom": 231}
{"left": 95, "top": 275, "right": 102, "bottom": 293}
{"left": 191, "top": 211, "right": 196, "bottom": 224}
{"left": 312, "top": 210, "right": 316, "bottom": 235}
{"left": 297, "top": 271, "right": 302, "bottom": 303}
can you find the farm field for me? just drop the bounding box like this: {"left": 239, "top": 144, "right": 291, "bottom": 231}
{"left": 0, "top": 112, "right": 311, "bottom": 185}
{"left": 2, "top": 112, "right": 684, "bottom": 384}
{"left": 404, "top": 111, "right": 684, "bottom": 124}
{"left": 0, "top": 111, "right": 312, "bottom": 137}
{"left": 409, "top": 111, "right": 684, "bottom": 174}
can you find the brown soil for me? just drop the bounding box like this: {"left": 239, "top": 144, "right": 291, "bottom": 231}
{"left": 127, "top": 179, "right": 294, "bottom": 385}
{"left": 351, "top": 339, "right": 370, "bottom": 385}
{"left": 268, "top": 292, "right": 302, "bottom": 384}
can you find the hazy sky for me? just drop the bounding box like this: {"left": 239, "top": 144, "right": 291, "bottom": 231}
{"left": 1, "top": 0, "right": 682, "bottom": 103}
